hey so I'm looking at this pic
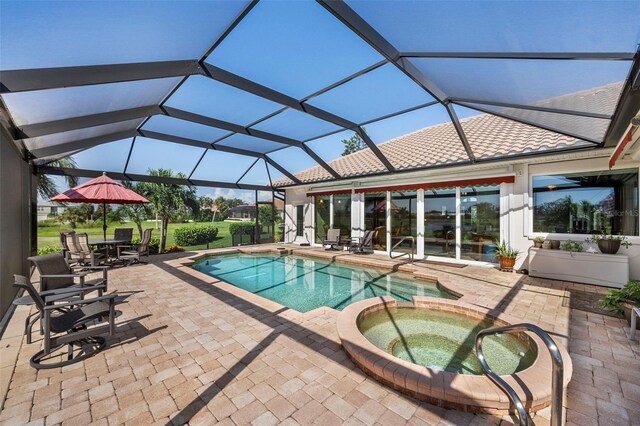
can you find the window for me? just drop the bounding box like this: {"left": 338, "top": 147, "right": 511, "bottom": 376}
{"left": 314, "top": 196, "right": 330, "bottom": 242}
{"left": 533, "top": 169, "right": 639, "bottom": 236}
{"left": 364, "top": 192, "right": 387, "bottom": 251}
{"left": 333, "top": 194, "right": 351, "bottom": 237}
{"left": 296, "top": 205, "right": 305, "bottom": 237}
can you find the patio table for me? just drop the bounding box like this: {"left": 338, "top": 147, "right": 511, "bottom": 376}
{"left": 88, "top": 239, "right": 129, "bottom": 262}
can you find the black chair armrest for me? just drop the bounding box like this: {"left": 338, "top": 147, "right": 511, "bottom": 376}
{"left": 40, "top": 272, "right": 90, "bottom": 278}
{"left": 80, "top": 265, "right": 110, "bottom": 270}
{"left": 43, "top": 292, "right": 117, "bottom": 310}
{"left": 40, "top": 285, "right": 104, "bottom": 297}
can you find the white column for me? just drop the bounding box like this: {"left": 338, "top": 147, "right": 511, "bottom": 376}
{"left": 329, "top": 194, "right": 334, "bottom": 229}
{"left": 456, "top": 187, "right": 461, "bottom": 260}
{"left": 386, "top": 191, "right": 392, "bottom": 255}
{"left": 417, "top": 188, "right": 425, "bottom": 259}
{"left": 309, "top": 197, "right": 315, "bottom": 244}
{"left": 351, "top": 190, "right": 360, "bottom": 240}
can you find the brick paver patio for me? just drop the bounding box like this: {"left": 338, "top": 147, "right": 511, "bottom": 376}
{"left": 1, "top": 245, "right": 638, "bottom": 425}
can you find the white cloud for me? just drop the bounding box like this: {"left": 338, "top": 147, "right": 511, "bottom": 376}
{"left": 199, "top": 187, "right": 254, "bottom": 204}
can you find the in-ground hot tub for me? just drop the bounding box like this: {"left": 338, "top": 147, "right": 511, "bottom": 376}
{"left": 337, "top": 296, "right": 572, "bottom": 414}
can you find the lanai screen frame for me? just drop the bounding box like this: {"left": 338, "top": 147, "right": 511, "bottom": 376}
{"left": 0, "top": 0, "right": 639, "bottom": 192}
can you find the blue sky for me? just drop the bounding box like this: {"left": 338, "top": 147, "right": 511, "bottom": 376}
{"left": 3, "top": 1, "right": 639, "bottom": 195}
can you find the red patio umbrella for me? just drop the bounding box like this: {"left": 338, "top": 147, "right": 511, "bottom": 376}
{"left": 50, "top": 172, "right": 149, "bottom": 240}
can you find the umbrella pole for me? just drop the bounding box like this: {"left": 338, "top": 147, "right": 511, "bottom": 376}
{"left": 103, "top": 201, "right": 107, "bottom": 240}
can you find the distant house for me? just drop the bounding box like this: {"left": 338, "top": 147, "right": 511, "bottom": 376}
{"left": 37, "top": 202, "right": 66, "bottom": 222}
{"left": 228, "top": 205, "right": 256, "bottom": 220}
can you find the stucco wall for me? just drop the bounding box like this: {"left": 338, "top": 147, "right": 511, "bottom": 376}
{"left": 0, "top": 128, "right": 32, "bottom": 319}
{"left": 283, "top": 151, "right": 640, "bottom": 281}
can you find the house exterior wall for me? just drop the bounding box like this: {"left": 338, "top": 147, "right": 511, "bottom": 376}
{"left": 283, "top": 149, "right": 640, "bottom": 281}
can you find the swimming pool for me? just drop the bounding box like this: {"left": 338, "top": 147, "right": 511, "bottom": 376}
{"left": 192, "top": 253, "right": 456, "bottom": 312}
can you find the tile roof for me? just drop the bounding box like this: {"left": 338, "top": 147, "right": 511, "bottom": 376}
{"left": 273, "top": 83, "right": 622, "bottom": 187}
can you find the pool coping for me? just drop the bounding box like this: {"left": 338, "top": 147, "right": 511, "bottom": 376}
{"left": 336, "top": 296, "right": 573, "bottom": 414}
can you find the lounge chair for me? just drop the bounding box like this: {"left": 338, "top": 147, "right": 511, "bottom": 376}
{"left": 349, "top": 230, "right": 374, "bottom": 254}
{"left": 14, "top": 274, "right": 117, "bottom": 369}
{"left": 323, "top": 228, "right": 342, "bottom": 250}
{"left": 117, "top": 228, "right": 152, "bottom": 265}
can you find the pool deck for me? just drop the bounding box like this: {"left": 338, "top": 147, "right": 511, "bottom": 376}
{"left": 1, "top": 244, "right": 638, "bottom": 425}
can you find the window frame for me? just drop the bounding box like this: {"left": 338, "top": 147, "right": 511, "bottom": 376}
{"left": 528, "top": 165, "right": 640, "bottom": 240}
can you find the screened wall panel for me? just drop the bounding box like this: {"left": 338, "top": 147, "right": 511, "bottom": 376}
{"left": 410, "top": 59, "right": 630, "bottom": 115}
{"left": 266, "top": 147, "right": 329, "bottom": 176}
{"left": 215, "top": 134, "right": 288, "bottom": 153}
{"left": 2, "top": 78, "right": 180, "bottom": 126}
{"left": 191, "top": 150, "right": 259, "bottom": 183}
{"left": 67, "top": 138, "right": 133, "bottom": 173}
{"left": 206, "top": 0, "right": 382, "bottom": 99}
{"left": 307, "top": 64, "right": 435, "bottom": 123}
{"left": 0, "top": 1, "right": 249, "bottom": 69}
{"left": 125, "top": 137, "right": 203, "bottom": 176}
{"left": 250, "top": 109, "right": 343, "bottom": 141}
{"left": 238, "top": 159, "right": 272, "bottom": 186}
{"left": 363, "top": 103, "right": 452, "bottom": 144}
{"left": 453, "top": 104, "right": 593, "bottom": 160}
{"left": 164, "top": 76, "right": 285, "bottom": 126}
{"left": 142, "top": 116, "right": 231, "bottom": 143}
{"left": 458, "top": 102, "right": 612, "bottom": 142}
{"left": 346, "top": 1, "right": 640, "bottom": 53}
{"left": 24, "top": 119, "right": 142, "bottom": 152}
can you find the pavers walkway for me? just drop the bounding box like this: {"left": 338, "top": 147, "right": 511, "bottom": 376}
{"left": 0, "top": 245, "right": 638, "bottom": 425}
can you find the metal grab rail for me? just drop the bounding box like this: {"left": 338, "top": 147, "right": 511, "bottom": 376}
{"left": 390, "top": 236, "right": 415, "bottom": 262}
{"left": 475, "top": 323, "right": 564, "bottom": 426}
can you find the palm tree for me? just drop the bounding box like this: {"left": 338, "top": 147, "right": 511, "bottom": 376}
{"left": 37, "top": 157, "right": 78, "bottom": 199}
{"left": 138, "top": 169, "right": 197, "bottom": 253}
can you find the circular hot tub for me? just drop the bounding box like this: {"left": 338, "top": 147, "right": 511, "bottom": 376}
{"left": 337, "top": 296, "right": 572, "bottom": 414}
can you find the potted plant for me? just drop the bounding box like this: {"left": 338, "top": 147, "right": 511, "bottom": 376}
{"left": 586, "top": 231, "right": 632, "bottom": 255}
{"left": 495, "top": 240, "right": 521, "bottom": 271}
{"left": 599, "top": 280, "right": 640, "bottom": 329}
{"left": 549, "top": 240, "right": 560, "bottom": 249}
{"left": 560, "top": 240, "right": 583, "bottom": 252}
{"left": 533, "top": 236, "right": 544, "bottom": 248}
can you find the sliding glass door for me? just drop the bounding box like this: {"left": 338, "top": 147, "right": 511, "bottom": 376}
{"left": 460, "top": 185, "right": 500, "bottom": 262}
{"left": 390, "top": 191, "right": 417, "bottom": 253}
{"left": 315, "top": 196, "right": 330, "bottom": 243}
{"left": 364, "top": 192, "right": 387, "bottom": 251}
{"left": 424, "top": 188, "right": 456, "bottom": 258}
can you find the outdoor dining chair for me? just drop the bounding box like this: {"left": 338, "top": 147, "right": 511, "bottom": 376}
{"left": 113, "top": 228, "right": 133, "bottom": 244}
{"left": 117, "top": 228, "right": 152, "bottom": 265}
{"left": 323, "top": 228, "right": 342, "bottom": 250}
{"left": 349, "top": 230, "right": 375, "bottom": 254}
{"left": 14, "top": 274, "right": 117, "bottom": 369}
{"left": 74, "top": 232, "right": 107, "bottom": 266}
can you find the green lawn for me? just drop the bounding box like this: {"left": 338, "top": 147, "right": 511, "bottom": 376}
{"left": 38, "top": 221, "right": 235, "bottom": 252}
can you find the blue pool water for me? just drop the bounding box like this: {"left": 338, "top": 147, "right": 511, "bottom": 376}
{"left": 192, "top": 254, "right": 456, "bottom": 312}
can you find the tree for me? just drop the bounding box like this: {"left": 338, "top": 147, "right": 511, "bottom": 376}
{"left": 138, "top": 169, "right": 197, "bottom": 253}
{"left": 37, "top": 158, "right": 79, "bottom": 199}
{"left": 117, "top": 181, "right": 152, "bottom": 238}
{"left": 59, "top": 206, "right": 86, "bottom": 229}
{"left": 341, "top": 131, "right": 367, "bottom": 156}
{"left": 197, "top": 195, "right": 214, "bottom": 221}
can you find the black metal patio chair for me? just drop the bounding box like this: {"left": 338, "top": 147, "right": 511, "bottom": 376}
{"left": 14, "top": 274, "right": 117, "bottom": 369}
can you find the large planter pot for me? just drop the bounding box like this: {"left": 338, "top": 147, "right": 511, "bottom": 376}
{"left": 550, "top": 240, "right": 560, "bottom": 250}
{"left": 598, "top": 239, "right": 621, "bottom": 255}
{"left": 622, "top": 300, "right": 640, "bottom": 330}
{"left": 498, "top": 256, "right": 516, "bottom": 271}
{"left": 541, "top": 240, "right": 551, "bottom": 249}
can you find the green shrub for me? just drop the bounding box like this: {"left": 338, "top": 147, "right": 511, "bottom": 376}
{"left": 229, "top": 222, "right": 255, "bottom": 236}
{"left": 561, "top": 240, "right": 583, "bottom": 252}
{"left": 38, "top": 219, "right": 61, "bottom": 228}
{"left": 131, "top": 236, "right": 160, "bottom": 254}
{"left": 37, "top": 245, "right": 61, "bottom": 255}
{"left": 599, "top": 280, "right": 640, "bottom": 316}
{"left": 173, "top": 225, "right": 219, "bottom": 246}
